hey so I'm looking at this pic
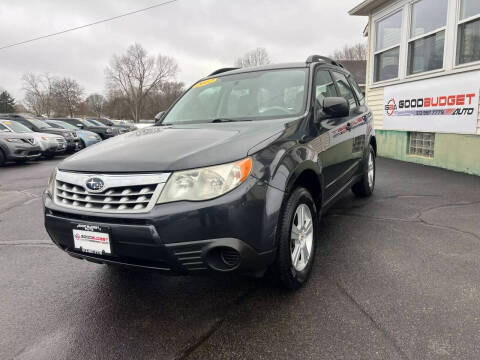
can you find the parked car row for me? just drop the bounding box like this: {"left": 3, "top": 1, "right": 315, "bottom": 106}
{"left": 0, "top": 113, "right": 137, "bottom": 166}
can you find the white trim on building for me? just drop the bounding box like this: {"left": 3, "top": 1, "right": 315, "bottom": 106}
{"left": 351, "top": 0, "right": 480, "bottom": 135}
{"left": 360, "top": 0, "right": 480, "bottom": 88}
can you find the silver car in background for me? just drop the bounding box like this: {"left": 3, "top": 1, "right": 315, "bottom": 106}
{"left": 45, "top": 119, "right": 102, "bottom": 149}
{"left": 0, "top": 125, "right": 42, "bottom": 165}
{"left": 0, "top": 119, "right": 67, "bottom": 159}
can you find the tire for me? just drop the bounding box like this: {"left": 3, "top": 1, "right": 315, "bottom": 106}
{"left": 352, "top": 144, "right": 376, "bottom": 198}
{"left": 0, "top": 149, "right": 5, "bottom": 166}
{"left": 78, "top": 140, "right": 86, "bottom": 150}
{"left": 273, "top": 187, "right": 318, "bottom": 290}
{"left": 15, "top": 159, "right": 26, "bottom": 164}
{"left": 44, "top": 153, "right": 55, "bottom": 160}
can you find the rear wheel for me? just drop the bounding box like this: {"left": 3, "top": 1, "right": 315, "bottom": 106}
{"left": 352, "top": 144, "right": 375, "bottom": 198}
{"left": 78, "top": 140, "right": 86, "bottom": 150}
{"left": 273, "top": 187, "right": 318, "bottom": 290}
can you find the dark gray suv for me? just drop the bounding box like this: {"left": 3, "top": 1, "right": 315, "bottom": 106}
{"left": 44, "top": 56, "right": 376, "bottom": 289}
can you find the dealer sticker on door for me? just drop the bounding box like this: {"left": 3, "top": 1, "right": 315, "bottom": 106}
{"left": 73, "top": 224, "right": 111, "bottom": 255}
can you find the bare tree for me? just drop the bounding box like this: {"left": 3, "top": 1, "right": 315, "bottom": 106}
{"left": 51, "top": 78, "right": 83, "bottom": 117}
{"left": 235, "top": 48, "right": 271, "bottom": 68}
{"left": 22, "top": 73, "right": 55, "bottom": 116}
{"left": 86, "top": 94, "right": 105, "bottom": 117}
{"left": 331, "top": 43, "right": 367, "bottom": 60}
{"left": 105, "top": 43, "right": 179, "bottom": 122}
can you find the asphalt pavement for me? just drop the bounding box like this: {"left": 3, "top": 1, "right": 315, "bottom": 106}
{"left": 1, "top": 156, "right": 480, "bottom": 360}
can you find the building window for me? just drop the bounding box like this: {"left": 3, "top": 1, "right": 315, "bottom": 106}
{"left": 407, "top": 0, "right": 448, "bottom": 75}
{"left": 408, "top": 132, "right": 435, "bottom": 158}
{"left": 457, "top": 0, "right": 480, "bottom": 65}
{"left": 374, "top": 10, "right": 402, "bottom": 82}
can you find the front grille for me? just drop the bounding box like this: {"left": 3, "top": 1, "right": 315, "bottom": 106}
{"left": 54, "top": 171, "right": 170, "bottom": 214}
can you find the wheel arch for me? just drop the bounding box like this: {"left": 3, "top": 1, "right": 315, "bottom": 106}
{"left": 285, "top": 162, "right": 323, "bottom": 212}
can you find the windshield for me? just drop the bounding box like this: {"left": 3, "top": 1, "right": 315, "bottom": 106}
{"left": 162, "top": 68, "right": 308, "bottom": 124}
{"left": 86, "top": 119, "right": 104, "bottom": 126}
{"left": 98, "top": 118, "right": 113, "bottom": 125}
{"left": 46, "top": 121, "right": 63, "bottom": 129}
{"left": 79, "top": 119, "right": 96, "bottom": 127}
{"left": 1, "top": 120, "right": 32, "bottom": 133}
{"left": 28, "top": 118, "right": 52, "bottom": 129}
{"left": 1, "top": 121, "right": 32, "bottom": 133}
{"left": 50, "top": 121, "right": 78, "bottom": 130}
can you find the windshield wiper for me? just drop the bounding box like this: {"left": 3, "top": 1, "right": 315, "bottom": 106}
{"left": 211, "top": 118, "right": 252, "bottom": 123}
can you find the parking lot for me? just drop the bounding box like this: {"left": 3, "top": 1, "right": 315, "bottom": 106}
{"left": 1, "top": 156, "right": 479, "bottom": 359}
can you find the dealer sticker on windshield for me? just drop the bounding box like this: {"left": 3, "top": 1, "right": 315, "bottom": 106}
{"left": 194, "top": 78, "right": 217, "bottom": 88}
{"left": 73, "top": 224, "right": 111, "bottom": 255}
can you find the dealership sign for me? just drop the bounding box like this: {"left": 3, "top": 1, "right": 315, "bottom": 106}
{"left": 383, "top": 72, "right": 480, "bottom": 134}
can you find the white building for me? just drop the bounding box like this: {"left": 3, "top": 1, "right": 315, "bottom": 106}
{"left": 350, "top": 0, "right": 480, "bottom": 175}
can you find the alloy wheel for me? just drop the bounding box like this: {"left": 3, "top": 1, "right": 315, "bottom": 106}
{"left": 290, "top": 204, "right": 314, "bottom": 272}
{"left": 368, "top": 152, "right": 374, "bottom": 189}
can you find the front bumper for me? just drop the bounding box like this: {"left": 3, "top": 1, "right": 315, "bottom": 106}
{"left": 65, "top": 138, "right": 78, "bottom": 151}
{"left": 101, "top": 133, "right": 115, "bottom": 140}
{"left": 55, "top": 142, "right": 67, "bottom": 153}
{"left": 6, "top": 144, "right": 42, "bottom": 161}
{"left": 44, "top": 176, "right": 284, "bottom": 275}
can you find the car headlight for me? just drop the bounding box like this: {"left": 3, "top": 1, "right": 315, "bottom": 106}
{"left": 106, "top": 128, "right": 113, "bottom": 133}
{"left": 157, "top": 157, "right": 252, "bottom": 204}
{"left": 47, "top": 168, "right": 57, "bottom": 197}
{"left": 5, "top": 138, "right": 23, "bottom": 143}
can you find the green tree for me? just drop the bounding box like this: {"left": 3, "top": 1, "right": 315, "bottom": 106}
{"left": 0, "top": 91, "right": 15, "bottom": 113}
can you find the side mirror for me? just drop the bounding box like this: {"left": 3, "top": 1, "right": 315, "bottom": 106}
{"left": 323, "top": 97, "right": 350, "bottom": 118}
{"left": 77, "top": 123, "right": 84, "bottom": 129}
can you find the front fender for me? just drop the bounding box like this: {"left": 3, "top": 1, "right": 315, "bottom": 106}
{"left": 250, "top": 143, "right": 324, "bottom": 249}
{"left": 252, "top": 142, "right": 322, "bottom": 193}
{"left": 0, "top": 142, "right": 10, "bottom": 157}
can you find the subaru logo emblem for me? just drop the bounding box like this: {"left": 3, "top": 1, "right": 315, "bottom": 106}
{"left": 85, "top": 177, "right": 104, "bottom": 192}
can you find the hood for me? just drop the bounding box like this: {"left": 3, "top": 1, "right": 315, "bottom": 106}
{"left": 77, "top": 130, "right": 100, "bottom": 137}
{"left": 30, "top": 132, "right": 62, "bottom": 139}
{"left": 28, "top": 132, "right": 64, "bottom": 143}
{"left": 41, "top": 128, "right": 68, "bottom": 135}
{"left": 0, "top": 132, "right": 35, "bottom": 142}
{"left": 59, "top": 120, "right": 291, "bottom": 173}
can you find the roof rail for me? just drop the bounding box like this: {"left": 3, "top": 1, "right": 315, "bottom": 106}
{"left": 208, "top": 67, "right": 240, "bottom": 76}
{"left": 306, "top": 55, "right": 344, "bottom": 68}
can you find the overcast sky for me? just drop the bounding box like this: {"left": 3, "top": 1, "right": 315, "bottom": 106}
{"left": 0, "top": 0, "right": 367, "bottom": 101}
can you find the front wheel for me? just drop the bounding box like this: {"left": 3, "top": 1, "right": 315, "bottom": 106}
{"left": 273, "top": 187, "right": 318, "bottom": 290}
{"left": 77, "top": 140, "right": 86, "bottom": 150}
{"left": 352, "top": 144, "right": 375, "bottom": 198}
